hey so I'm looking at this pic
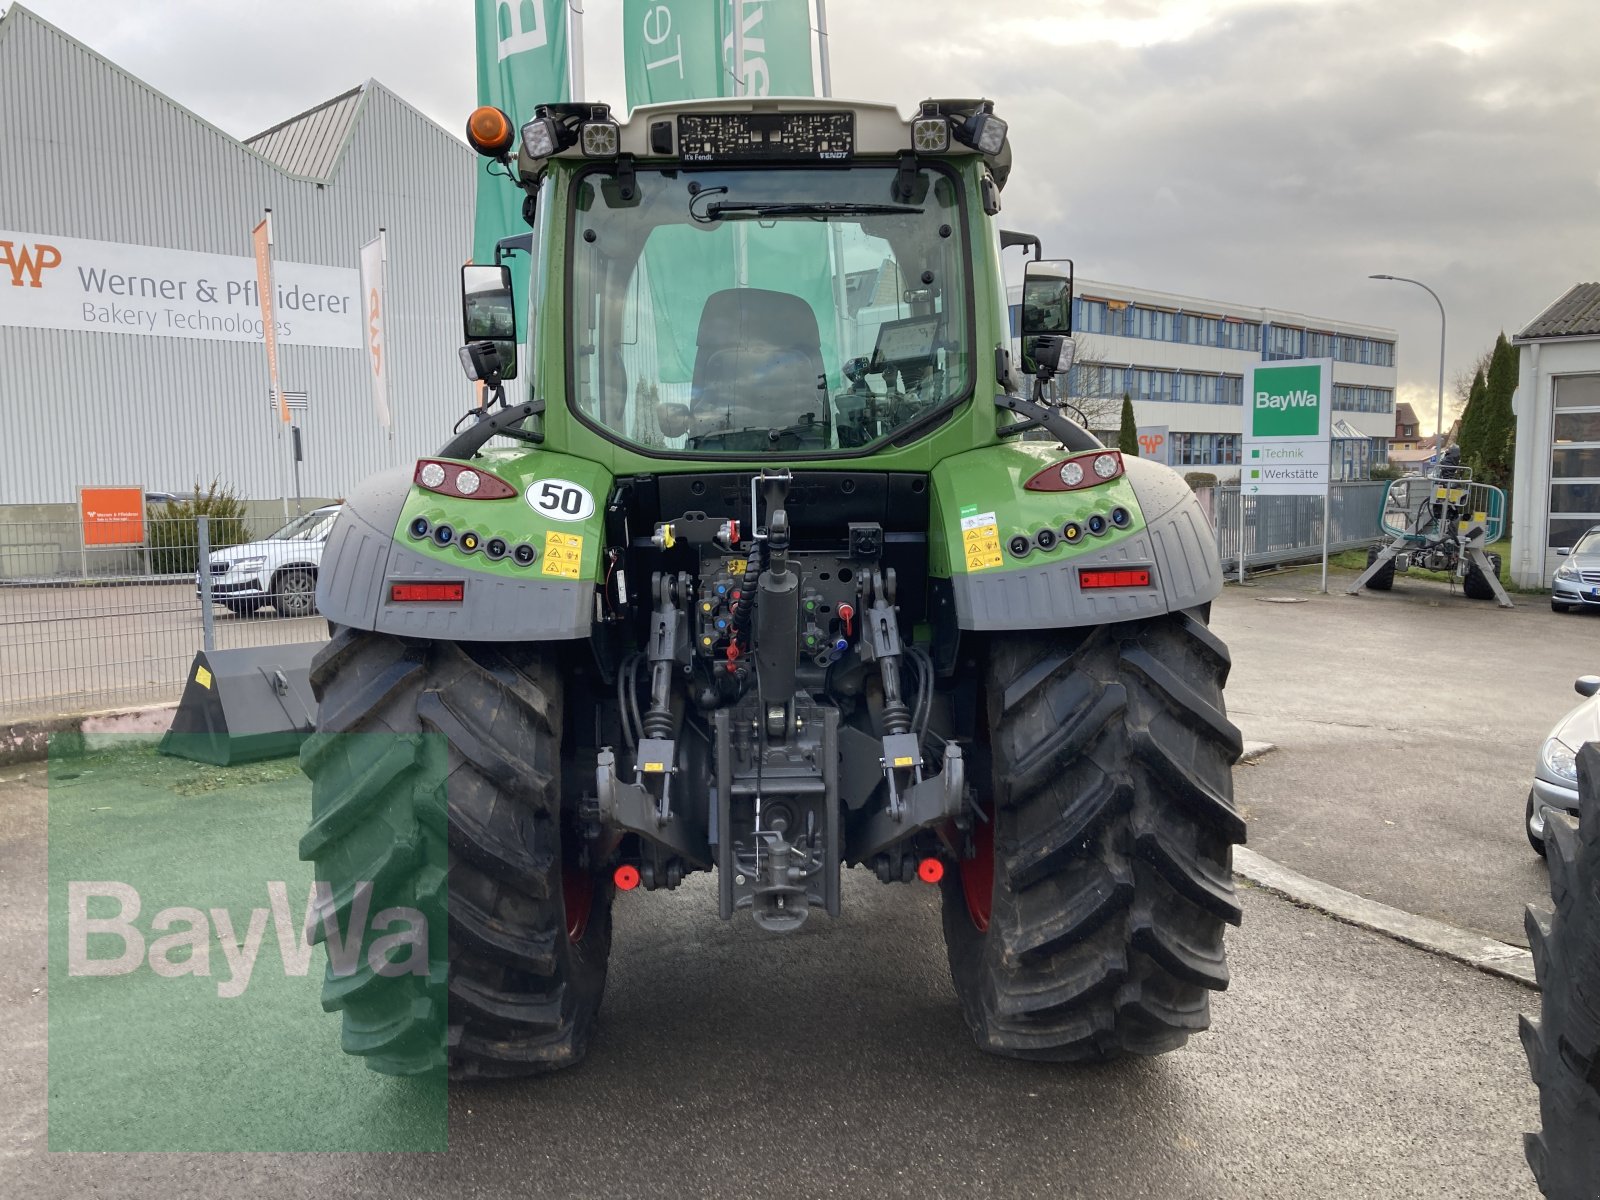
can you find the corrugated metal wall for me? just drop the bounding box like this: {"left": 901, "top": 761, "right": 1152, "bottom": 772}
{"left": 0, "top": 8, "right": 478, "bottom": 505}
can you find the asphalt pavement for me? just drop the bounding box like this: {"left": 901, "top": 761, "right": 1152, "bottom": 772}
{"left": 1214, "top": 563, "right": 1590, "bottom": 947}
{"left": 0, "top": 758, "right": 1542, "bottom": 1199}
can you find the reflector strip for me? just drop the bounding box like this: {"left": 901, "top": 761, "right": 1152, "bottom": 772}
{"left": 389, "top": 582, "right": 464, "bottom": 603}
{"left": 1079, "top": 568, "right": 1151, "bottom": 590}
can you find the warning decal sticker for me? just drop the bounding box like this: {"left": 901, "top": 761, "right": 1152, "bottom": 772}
{"left": 541, "top": 530, "right": 584, "bottom": 580}
{"left": 960, "top": 511, "right": 1003, "bottom": 572}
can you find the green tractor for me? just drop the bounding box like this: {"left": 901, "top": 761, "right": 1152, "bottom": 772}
{"left": 299, "top": 96, "right": 1244, "bottom": 1079}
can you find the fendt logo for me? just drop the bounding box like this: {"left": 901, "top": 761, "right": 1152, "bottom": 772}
{"left": 1252, "top": 364, "right": 1322, "bottom": 437}
{"left": 0, "top": 239, "right": 62, "bottom": 288}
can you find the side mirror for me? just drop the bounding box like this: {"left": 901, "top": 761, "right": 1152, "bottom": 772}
{"left": 1556, "top": 547, "right": 1570, "bottom": 556}
{"left": 1021, "top": 258, "right": 1074, "bottom": 384}
{"left": 1576, "top": 675, "right": 1600, "bottom": 699}
{"left": 461, "top": 264, "right": 517, "bottom": 382}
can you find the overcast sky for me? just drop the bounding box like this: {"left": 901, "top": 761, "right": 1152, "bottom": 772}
{"left": 17, "top": 0, "right": 1598, "bottom": 430}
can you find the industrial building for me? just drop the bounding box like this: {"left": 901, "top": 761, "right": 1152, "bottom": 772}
{"left": 1007, "top": 278, "right": 1399, "bottom": 480}
{"left": 0, "top": 4, "right": 475, "bottom": 515}
{"left": 1510, "top": 282, "right": 1600, "bottom": 588}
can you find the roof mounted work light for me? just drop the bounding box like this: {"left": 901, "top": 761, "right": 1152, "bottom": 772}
{"left": 954, "top": 103, "right": 1007, "bottom": 156}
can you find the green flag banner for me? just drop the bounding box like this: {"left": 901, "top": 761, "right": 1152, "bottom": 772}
{"left": 623, "top": 0, "right": 815, "bottom": 109}
{"left": 474, "top": 0, "right": 569, "bottom": 272}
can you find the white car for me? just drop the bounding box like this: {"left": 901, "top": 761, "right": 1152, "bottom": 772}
{"left": 198, "top": 504, "right": 341, "bottom": 618}
{"left": 1527, "top": 673, "right": 1600, "bottom": 855}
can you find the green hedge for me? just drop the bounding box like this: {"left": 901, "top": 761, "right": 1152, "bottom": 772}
{"left": 147, "top": 481, "right": 250, "bottom": 575}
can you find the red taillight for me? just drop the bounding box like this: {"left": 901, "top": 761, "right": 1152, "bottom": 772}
{"left": 413, "top": 459, "right": 517, "bottom": 500}
{"left": 389, "top": 581, "right": 465, "bottom": 603}
{"left": 1078, "top": 568, "right": 1151, "bottom": 590}
{"left": 917, "top": 858, "right": 945, "bottom": 884}
{"left": 613, "top": 865, "right": 641, "bottom": 891}
{"left": 1024, "top": 450, "right": 1125, "bottom": 492}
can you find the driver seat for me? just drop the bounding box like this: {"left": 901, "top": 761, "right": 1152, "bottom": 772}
{"left": 689, "top": 288, "right": 826, "bottom": 441}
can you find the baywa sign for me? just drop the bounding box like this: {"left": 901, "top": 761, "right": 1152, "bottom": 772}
{"left": 0, "top": 230, "right": 361, "bottom": 348}
{"left": 1247, "top": 361, "right": 1331, "bottom": 441}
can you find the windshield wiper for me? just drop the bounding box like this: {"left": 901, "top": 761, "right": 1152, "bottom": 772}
{"left": 693, "top": 199, "right": 923, "bottom": 224}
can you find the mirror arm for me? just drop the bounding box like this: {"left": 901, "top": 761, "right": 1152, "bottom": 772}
{"left": 993, "top": 393, "right": 1102, "bottom": 452}
{"left": 437, "top": 399, "right": 545, "bottom": 459}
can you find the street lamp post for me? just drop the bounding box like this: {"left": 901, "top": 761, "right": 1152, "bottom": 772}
{"left": 1369, "top": 274, "right": 1447, "bottom": 461}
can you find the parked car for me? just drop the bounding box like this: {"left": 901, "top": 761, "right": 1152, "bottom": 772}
{"left": 1526, "top": 673, "right": 1600, "bottom": 855}
{"left": 197, "top": 504, "right": 341, "bottom": 618}
{"left": 1550, "top": 524, "right": 1600, "bottom": 613}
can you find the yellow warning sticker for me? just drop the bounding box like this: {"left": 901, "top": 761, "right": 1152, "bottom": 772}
{"left": 960, "top": 511, "right": 1004, "bottom": 572}
{"left": 541, "top": 530, "right": 584, "bottom": 579}
{"left": 892, "top": 755, "right": 915, "bottom": 768}
{"left": 195, "top": 665, "right": 212, "bottom": 689}
{"left": 725, "top": 558, "right": 748, "bottom": 577}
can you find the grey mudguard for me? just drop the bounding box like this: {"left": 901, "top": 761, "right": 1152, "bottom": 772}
{"left": 951, "top": 457, "right": 1222, "bottom": 630}
{"left": 316, "top": 467, "right": 594, "bottom": 641}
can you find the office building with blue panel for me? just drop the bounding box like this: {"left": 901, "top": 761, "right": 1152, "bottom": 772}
{"left": 1007, "top": 277, "right": 1398, "bottom": 479}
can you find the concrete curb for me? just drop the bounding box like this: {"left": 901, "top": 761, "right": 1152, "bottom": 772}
{"left": 2, "top": 703, "right": 177, "bottom": 767}
{"left": 1240, "top": 740, "right": 1276, "bottom": 763}
{"left": 1234, "top": 844, "right": 1537, "bottom": 988}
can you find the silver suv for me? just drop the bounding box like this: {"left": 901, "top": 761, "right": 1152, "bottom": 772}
{"left": 197, "top": 504, "right": 341, "bottom": 618}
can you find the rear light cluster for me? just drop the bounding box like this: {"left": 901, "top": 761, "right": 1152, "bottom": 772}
{"left": 408, "top": 515, "right": 537, "bottom": 567}
{"left": 1008, "top": 506, "right": 1133, "bottom": 559}
{"left": 1024, "top": 451, "right": 1124, "bottom": 493}
{"left": 413, "top": 459, "right": 517, "bottom": 500}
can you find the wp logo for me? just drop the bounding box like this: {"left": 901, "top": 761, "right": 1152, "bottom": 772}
{"left": 0, "top": 239, "right": 62, "bottom": 287}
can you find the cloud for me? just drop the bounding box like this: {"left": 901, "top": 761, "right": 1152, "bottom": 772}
{"left": 17, "top": 0, "right": 1599, "bottom": 430}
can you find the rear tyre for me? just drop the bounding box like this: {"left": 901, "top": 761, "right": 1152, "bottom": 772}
{"left": 273, "top": 568, "right": 318, "bottom": 618}
{"left": 1463, "top": 552, "right": 1501, "bottom": 601}
{"left": 940, "top": 610, "right": 1245, "bottom": 1061}
{"left": 299, "top": 630, "right": 612, "bottom": 1079}
{"left": 222, "top": 598, "right": 265, "bottom": 618}
{"left": 1365, "top": 546, "right": 1395, "bottom": 591}
{"left": 1522, "top": 746, "right": 1600, "bottom": 1197}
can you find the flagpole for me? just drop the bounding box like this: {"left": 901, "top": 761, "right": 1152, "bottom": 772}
{"left": 732, "top": 0, "right": 745, "bottom": 95}
{"left": 380, "top": 226, "right": 396, "bottom": 455}
{"left": 568, "top": 1, "right": 585, "bottom": 101}
{"left": 815, "top": 0, "right": 832, "bottom": 96}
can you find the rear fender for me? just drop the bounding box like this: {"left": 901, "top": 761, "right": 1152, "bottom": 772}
{"left": 929, "top": 445, "right": 1221, "bottom": 632}
{"left": 316, "top": 452, "right": 613, "bottom": 641}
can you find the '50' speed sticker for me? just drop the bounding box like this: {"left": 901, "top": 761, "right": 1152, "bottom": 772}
{"left": 526, "top": 479, "right": 594, "bottom": 522}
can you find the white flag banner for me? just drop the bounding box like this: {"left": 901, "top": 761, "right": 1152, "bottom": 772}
{"left": 359, "top": 233, "right": 391, "bottom": 432}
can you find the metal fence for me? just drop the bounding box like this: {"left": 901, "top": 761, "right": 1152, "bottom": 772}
{"left": 0, "top": 513, "right": 327, "bottom": 722}
{"left": 1196, "top": 481, "right": 1388, "bottom": 573}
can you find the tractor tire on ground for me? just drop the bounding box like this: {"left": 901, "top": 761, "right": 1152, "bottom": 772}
{"left": 1365, "top": 545, "right": 1395, "bottom": 591}
{"left": 1521, "top": 743, "right": 1600, "bottom": 1199}
{"left": 299, "top": 629, "right": 612, "bottom": 1079}
{"left": 1463, "top": 552, "right": 1501, "bottom": 601}
{"left": 941, "top": 609, "right": 1245, "bottom": 1062}
{"left": 273, "top": 568, "right": 318, "bottom": 618}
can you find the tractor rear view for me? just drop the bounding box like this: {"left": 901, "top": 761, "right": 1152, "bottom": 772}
{"left": 298, "top": 96, "right": 1244, "bottom": 1079}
